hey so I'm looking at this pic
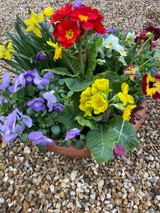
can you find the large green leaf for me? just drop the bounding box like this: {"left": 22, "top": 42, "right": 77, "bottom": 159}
{"left": 75, "top": 114, "right": 97, "bottom": 130}
{"left": 64, "top": 76, "right": 93, "bottom": 92}
{"left": 56, "top": 104, "right": 82, "bottom": 130}
{"left": 86, "top": 116, "right": 140, "bottom": 162}
{"left": 42, "top": 67, "right": 77, "bottom": 77}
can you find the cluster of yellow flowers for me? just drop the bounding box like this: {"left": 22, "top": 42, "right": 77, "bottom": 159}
{"left": 118, "top": 82, "right": 137, "bottom": 121}
{"left": 79, "top": 79, "right": 112, "bottom": 117}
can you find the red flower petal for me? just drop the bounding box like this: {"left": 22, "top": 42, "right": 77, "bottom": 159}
{"left": 142, "top": 74, "right": 148, "bottom": 95}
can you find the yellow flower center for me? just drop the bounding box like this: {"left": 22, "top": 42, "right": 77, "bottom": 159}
{"left": 107, "top": 43, "right": 114, "bottom": 47}
{"left": 78, "top": 14, "right": 89, "bottom": 22}
{"left": 127, "top": 38, "right": 133, "bottom": 43}
{"left": 65, "top": 29, "right": 74, "bottom": 40}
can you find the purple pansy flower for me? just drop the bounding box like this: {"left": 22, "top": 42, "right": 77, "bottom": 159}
{"left": 9, "top": 73, "right": 26, "bottom": 93}
{"left": 0, "top": 72, "right": 10, "bottom": 91}
{"left": 43, "top": 72, "right": 54, "bottom": 80}
{"left": 113, "top": 145, "right": 126, "bottom": 157}
{"left": 0, "top": 96, "right": 8, "bottom": 104}
{"left": 73, "top": 0, "right": 84, "bottom": 8}
{"left": 15, "top": 108, "right": 32, "bottom": 131}
{"left": 5, "top": 110, "right": 17, "bottom": 133}
{"left": 52, "top": 103, "right": 64, "bottom": 112}
{"left": 3, "top": 133, "right": 19, "bottom": 144}
{"left": 28, "top": 131, "right": 54, "bottom": 145}
{"left": 27, "top": 98, "right": 45, "bottom": 111}
{"left": 42, "top": 91, "right": 57, "bottom": 112}
{"left": 23, "top": 71, "right": 34, "bottom": 84}
{"left": 105, "top": 27, "right": 115, "bottom": 33}
{"left": 34, "top": 72, "right": 49, "bottom": 90}
{"left": 34, "top": 52, "right": 48, "bottom": 63}
{"left": 65, "top": 128, "right": 81, "bottom": 141}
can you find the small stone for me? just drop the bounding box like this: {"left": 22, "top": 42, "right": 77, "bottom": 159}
{"left": 123, "top": 198, "right": 128, "bottom": 206}
{"left": 106, "top": 193, "right": 111, "bottom": 199}
{"left": 149, "top": 178, "right": 156, "bottom": 183}
{"left": 23, "top": 201, "right": 29, "bottom": 211}
{"left": 156, "top": 195, "right": 160, "bottom": 201}
{"left": 145, "top": 138, "right": 150, "bottom": 144}
{"left": 15, "top": 205, "right": 22, "bottom": 212}
{"left": 0, "top": 198, "right": 5, "bottom": 203}
{"left": 50, "top": 185, "right": 54, "bottom": 193}
{"left": 70, "top": 171, "right": 77, "bottom": 181}
{"left": 128, "top": 192, "right": 135, "bottom": 199}
{"left": 90, "top": 193, "right": 96, "bottom": 199}
{"left": 115, "top": 198, "right": 121, "bottom": 205}
{"left": 45, "top": 194, "right": 51, "bottom": 199}
{"left": 23, "top": 147, "right": 31, "bottom": 155}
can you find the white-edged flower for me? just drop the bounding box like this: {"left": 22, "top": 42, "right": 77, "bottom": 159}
{"left": 118, "top": 56, "right": 127, "bottom": 66}
{"left": 114, "top": 44, "right": 127, "bottom": 57}
{"left": 103, "top": 35, "right": 120, "bottom": 50}
{"left": 125, "top": 32, "right": 136, "bottom": 44}
{"left": 96, "top": 59, "right": 106, "bottom": 65}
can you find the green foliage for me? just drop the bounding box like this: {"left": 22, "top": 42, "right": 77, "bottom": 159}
{"left": 86, "top": 116, "right": 140, "bottom": 162}
{"left": 64, "top": 76, "right": 94, "bottom": 92}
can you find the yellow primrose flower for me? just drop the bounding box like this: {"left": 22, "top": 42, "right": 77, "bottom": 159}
{"left": 118, "top": 82, "right": 134, "bottom": 106}
{"left": 123, "top": 105, "right": 137, "bottom": 121}
{"left": 43, "top": 6, "right": 53, "bottom": 17}
{"left": 25, "top": 10, "right": 43, "bottom": 37}
{"left": 91, "top": 78, "right": 112, "bottom": 95}
{"left": 0, "top": 41, "right": 16, "bottom": 60}
{"left": 47, "top": 39, "right": 62, "bottom": 60}
{"left": 91, "top": 93, "right": 108, "bottom": 114}
{"left": 79, "top": 101, "right": 92, "bottom": 117}
{"left": 80, "top": 87, "right": 92, "bottom": 103}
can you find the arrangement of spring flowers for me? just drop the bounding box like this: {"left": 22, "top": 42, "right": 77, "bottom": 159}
{"left": 0, "top": 0, "right": 160, "bottom": 162}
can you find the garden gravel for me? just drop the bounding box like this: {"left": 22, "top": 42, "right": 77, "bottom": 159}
{"left": 0, "top": 0, "right": 160, "bottom": 212}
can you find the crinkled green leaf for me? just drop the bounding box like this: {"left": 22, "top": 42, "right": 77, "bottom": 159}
{"left": 64, "top": 76, "right": 93, "bottom": 92}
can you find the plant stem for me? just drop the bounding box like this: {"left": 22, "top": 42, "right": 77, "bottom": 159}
{"left": 130, "top": 36, "right": 153, "bottom": 64}
{"left": 117, "top": 119, "right": 125, "bottom": 144}
{"left": 77, "top": 37, "right": 85, "bottom": 78}
{"left": 139, "top": 57, "right": 154, "bottom": 70}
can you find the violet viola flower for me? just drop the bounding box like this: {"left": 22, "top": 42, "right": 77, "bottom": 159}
{"left": 28, "top": 131, "right": 54, "bottom": 145}
{"left": 0, "top": 96, "right": 8, "bottom": 104}
{"left": 15, "top": 108, "right": 32, "bottom": 131}
{"left": 105, "top": 27, "right": 115, "bottom": 33}
{"left": 27, "top": 98, "right": 45, "bottom": 111}
{"left": 42, "top": 91, "right": 57, "bottom": 112}
{"left": 0, "top": 72, "right": 10, "bottom": 91}
{"left": 9, "top": 73, "right": 26, "bottom": 93}
{"left": 3, "top": 133, "right": 19, "bottom": 145}
{"left": 113, "top": 145, "right": 126, "bottom": 157}
{"left": 43, "top": 72, "right": 54, "bottom": 80}
{"left": 65, "top": 128, "right": 81, "bottom": 141}
{"left": 73, "top": 0, "right": 84, "bottom": 8}
{"left": 34, "top": 52, "right": 48, "bottom": 63}
{"left": 23, "top": 71, "right": 34, "bottom": 84}
{"left": 52, "top": 103, "right": 65, "bottom": 112}
{"left": 34, "top": 72, "right": 49, "bottom": 90}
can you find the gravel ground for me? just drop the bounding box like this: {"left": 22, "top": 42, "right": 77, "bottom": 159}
{"left": 0, "top": 0, "right": 160, "bottom": 213}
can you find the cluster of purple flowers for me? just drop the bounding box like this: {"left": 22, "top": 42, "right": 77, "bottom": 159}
{"left": 0, "top": 108, "right": 32, "bottom": 144}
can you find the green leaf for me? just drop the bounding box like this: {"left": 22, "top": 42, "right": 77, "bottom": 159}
{"left": 74, "top": 139, "right": 84, "bottom": 150}
{"left": 42, "top": 67, "right": 77, "bottom": 77}
{"left": 75, "top": 114, "right": 97, "bottom": 129}
{"left": 154, "top": 49, "right": 160, "bottom": 58}
{"left": 38, "top": 145, "right": 46, "bottom": 154}
{"left": 64, "top": 76, "right": 93, "bottom": 92}
{"left": 56, "top": 104, "right": 82, "bottom": 130}
{"left": 86, "top": 37, "right": 103, "bottom": 78}
{"left": 60, "top": 50, "right": 80, "bottom": 75}
{"left": 26, "top": 107, "right": 35, "bottom": 115}
{"left": 21, "top": 133, "right": 28, "bottom": 142}
{"left": 86, "top": 116, "right": 140, "bottom": 163}
{"left": 105, "top": 71, "right": 119, "bottom": 84}
{"left": 51, "top": 126, "right": 60, "bottom": 137}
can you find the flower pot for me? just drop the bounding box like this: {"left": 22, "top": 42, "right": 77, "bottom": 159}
{"left": 46, "top": 97, "right": 147, "bottom": 157}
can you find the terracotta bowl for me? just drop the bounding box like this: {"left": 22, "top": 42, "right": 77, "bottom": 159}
{"left": 46, "top": 98, "right": 147, "bottom": 158}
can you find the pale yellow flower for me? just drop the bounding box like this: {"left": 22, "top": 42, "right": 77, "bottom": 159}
{"left": 118, "top": 82, "right": 134, "bottom": 106}
{"left": 43, "top": 6, "right": 53, "bottom": 17}
{"left": 123, "top": 105, "right": 137, "bottom": 121}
